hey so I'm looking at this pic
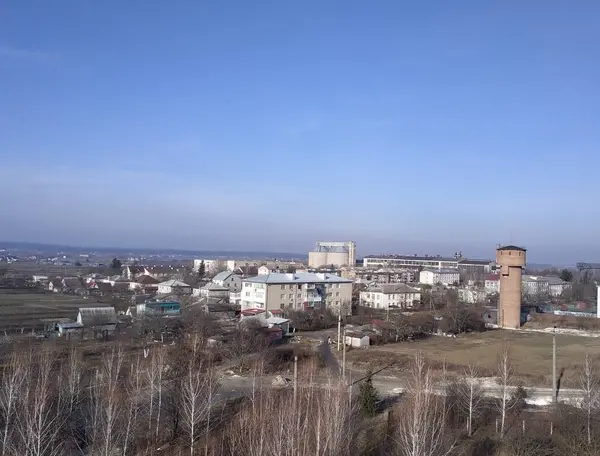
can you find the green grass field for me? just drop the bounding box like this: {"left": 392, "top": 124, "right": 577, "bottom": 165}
{"left": 344, "top": 329, "right": 600, "bottom": 388}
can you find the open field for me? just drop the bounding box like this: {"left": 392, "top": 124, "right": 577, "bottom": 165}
{"left": 343, "top": 329, "right": 600, "bottom": 388}
{"left": 0, "top": 290, "right": 115, "bottom": 332}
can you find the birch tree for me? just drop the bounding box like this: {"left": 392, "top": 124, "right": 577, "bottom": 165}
{"left": 17, "top": 349, "right": 64, "bottom": 456}
{"left": 396, "top": 351, "right": 454, "bottom": 456}
{"left": 181, "top": 360, "right": 216, "bottom": 456}
{"left": 496, "top": 343, "right": 514, "bottom": 439}
{"left": 579, "top": 352, "right": 599, "bottom": 445}
{"left": 457, "top": 363, "right": 483, "bottom": 437}
{"left": 0, "top": 351, "right": 25, "bottom": 455}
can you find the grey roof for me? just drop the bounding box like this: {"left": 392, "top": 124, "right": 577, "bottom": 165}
{"left": 367, "top": 283, "right": 420, "bottom": 294}
{"left": 497, "top": 245, "right": 526, "bottom": 252}
{"left": 57, "top": 322, "right": 84, "bottom": 330}
{"left": 212, "top": 271, "right": 234, "bottom": 282}
{"left": 458, "top": 259, "right": 492, "bottom": 265}
{"left": 422, "top": 268, "right": 459, "bottom": 274}
{"left": 78, "top": 307, "right": 117, "bottom": 326}
{"left": 244, "top": 272, "right": 352, "bottom": 285}
{"left": 201, "top": 282, "right": 229, "bottom": 291}
{"left": 158, "top": 279, "right": 190, "bottom": 287}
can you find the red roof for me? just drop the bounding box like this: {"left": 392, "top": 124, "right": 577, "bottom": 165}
{"left": 486, "top": 274, "right": 500, "bottom": 281}
{"left": 241, "top": 308, "right": 266, "bottom": 317}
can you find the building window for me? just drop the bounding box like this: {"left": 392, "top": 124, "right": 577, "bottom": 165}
{"left": 281, "top": 285, "right": 285, "bottom": 289}
{"left": 281, "top": 294, "right": 285, "bottom": 299}
{"left": 289, "top": 294, "right": 293, "bottom": 299}
{"left": 336, "top": 292, "right": 340, "bottom": 297}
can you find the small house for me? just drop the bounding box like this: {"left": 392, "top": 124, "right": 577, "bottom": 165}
{"left": 136, "top": 300, "right": 181, "bottom": 317}
{"left": 345, "top": 331, "right": 370, "bottom": 348}
{"left": 157, "top": 280, "right": 192, "bottom": 295}
{"left": 77, "top": 307, "right": 118, "bottom": 339}
{"left": 57, "top": 322, "right": 84, "bottom": 338}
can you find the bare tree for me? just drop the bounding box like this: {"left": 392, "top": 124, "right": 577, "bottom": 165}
{"left": 181, "top": 359, "right": 217, "bottom": 456}
{"left": 17, "top": 348, "right": 64, "bottom": 456}
{"left": 122, "top": 355, "right": 144, "bottom": 456}
{"left": 579, "top": 352, "right": 599, "bottom": 445}
{"left": 61, "top": 345, "right": 83, "bottom": 414}
{"left": 456, "top": 363, "right": 484, "bottom": 437}
{"left": 496, "top": 343, "right": 514, "bottom": 439}
{"left": 0, "top": 351, "right": 25, "bottom": 455}
{"left": 89, "top": 346, "right": 124, "bottom": 456}
{"left": 395, "top": 351, "right": 454, "bottom": 456}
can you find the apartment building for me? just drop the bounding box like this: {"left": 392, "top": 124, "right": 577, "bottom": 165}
{"left": 485, "top": 274, "right": 500, "bottom": 294}
{"left": 360, "top": 283, "right": 421, "bottom": 309}
{"left": 419, "top": 268, "right": 460, "bottom": 286}
{"left": 522, "top": 275, "right": 569, "bottom": 297}
{"left": 241, "top": 272, "right": 353, "bottom": 314}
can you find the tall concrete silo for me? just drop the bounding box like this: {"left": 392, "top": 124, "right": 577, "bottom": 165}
{"left": 496, "top": 245, "right": 527, "bottom": 329}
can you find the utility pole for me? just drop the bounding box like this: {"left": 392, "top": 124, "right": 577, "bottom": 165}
{"left": 293, "top": 355, "right": 298, "bottom": 407}
{"left": 342, "top": 328, "right": 346, "bottom": 382}
{"left": 337, "top": 313, "right": 341, "bottom": 351}
{"left": 552, "top": 326, "right": 557, "bottom": 403}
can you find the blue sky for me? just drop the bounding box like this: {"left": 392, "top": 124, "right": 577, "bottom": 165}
{"left": 1, "top": 0, "right": 599, "bottom": 264}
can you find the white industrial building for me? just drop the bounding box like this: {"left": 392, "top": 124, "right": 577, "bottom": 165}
{"left": 419, "top": 268, "right": 460, "bottom": 286}
{"left": 360, "top": 283, "right": 421, "bottom": 309}
{"left": 308, "top": 241, "right": 356, "bottom": 268}
{"left": 364, "top": 255, "right": 460, "bottom": 270}
{"left": 241, "top": 272, "right": 353, "bottom": 314}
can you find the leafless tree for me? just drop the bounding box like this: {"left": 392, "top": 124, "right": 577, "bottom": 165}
{"left": 457, "top": 363, "right": 484, "bottom": 437}
{"left": 181, "top": 359, "right": 217, "bottom": 456}
{"left": 395, "top": 351, "right": 454, "bottom": 456}
{"left": 122, "top": 355, "right": 144, "bottom": 456}
{"left": 61, "top": 345, "right": 83, "bottom": 414}
{"left": 89, "top": 346, "right": 124, "bottom": 456}
{"left": 496, "top": 342, "right": 514, "bottom": 439}
{"left": 579, "top": 352, "right": 599, "bottom": 445}
{"left": 17, "top": 348, "right": 64, "bottom": 456}
{"left": 0, "top": 351, "right": 25, "bottom": 455}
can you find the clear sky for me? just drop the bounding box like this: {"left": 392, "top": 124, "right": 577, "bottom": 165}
{"left": 1, "top": 0, "right": 599, "bottom": 264}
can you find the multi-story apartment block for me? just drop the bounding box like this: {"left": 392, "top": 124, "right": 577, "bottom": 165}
{"left": 241, "top": 272, "right": 353, "bottom": 314}
{"left": 419, "top": 268, "right": 460, "bottom": 286}
{"left": 360, "top": 283, "right": 421, "bottom": 309}
{"left": 344, "top": 267, "right": 416, "bottom": 284}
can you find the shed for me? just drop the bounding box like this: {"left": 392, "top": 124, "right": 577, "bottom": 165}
{"left": 266, "top": 316, "right": 291, "bottom": 335}
{"left": 345, "top": 331, "right": 370, "bottom": 348}
{"left": 77, "top": 307, "right": 118, "bottom": 338}
{"left": 57, "top": 322, "right": 84, "bottom": 337}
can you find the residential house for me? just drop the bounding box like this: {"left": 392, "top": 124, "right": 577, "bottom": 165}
{"left": 131, "top": 274, "right": 160, "bottom": 291}
{"left": 146, "top": 265, "right": 187, "bottom": 280}
{"left": 458, "top": 287, "right": 487, "bottom": 304}
{"left": 212, "top": 271, "right": 242, "bottom": 292}
{"left": 193, "top": 259, "right": 225, "bottom": 275}
{"left": 157, "top": 279, "right": 192, "bottom": 295}
{"left": 233, "top": 265, "right": 259, "bottom": 278}
{"left": 419, "top": 269, "right": 460, "bottom": 286}
{"left": 56, "top": 322, "right": 84, "bottom": 338}
{"left": 360, "top": 283, "right": 421, "bottom": 309}
{"left": 122, "top": 265, "right": 149, "bottom": 280}
{"left": 135, "top": 300, "right": 181, "bottom": 317}
{"left": 193, "top": 282, "right": 229, "bottom": 299}
{"left": 484, "top": 274, "right": 500, "bottom": 295}
{"left": 241, "top": 272, "right": 353, "bottom": 314}
{"left": 226, "top": 260, "right": 259, "bottom": 272}
{"left": 32, "top": 275, "right": 48, "bottom": 282}
{"left": 76, "top": 307, "right": 118, "bottom": 338}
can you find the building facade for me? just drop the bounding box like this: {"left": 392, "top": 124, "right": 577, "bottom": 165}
{"left": 241, "top": 272, "right": 353, "bottom": 314}
{"left": 419, "top": 268, "right": 460, "bottom": 286}
{"left": 360, "top": 283, "right": 421, "bottom": 309}
{"left": 308, "top": 241, "right": 356, "bottom": 268}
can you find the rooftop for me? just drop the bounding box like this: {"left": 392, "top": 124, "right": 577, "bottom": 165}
{"left": 158, "top": 279, "right": 190, "bottom": 287}
{"left": 365, "top": 254, "right": 459, "bottom": 262}
{"left": 422, "top": 268, "right": 459, "bottom": 274}
{"left": 497, "top": 245, "right": 527, "bottom": 252}
{"left": 244, "top": 272, "right": 352, "bottom": 285}
{"left": 367, "top": 283, "right": 420, "bottom": 294}
{"left": 212, "top": 271, "right": 234, "bottom": 282}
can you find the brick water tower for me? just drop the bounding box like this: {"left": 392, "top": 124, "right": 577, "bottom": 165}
{"left": 496, "top": 245, "right": 527, "bottom": 329}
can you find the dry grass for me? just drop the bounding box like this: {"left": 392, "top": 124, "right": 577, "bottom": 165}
{"left": 344, "top": 329, "right": 600, "bottom": 388}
